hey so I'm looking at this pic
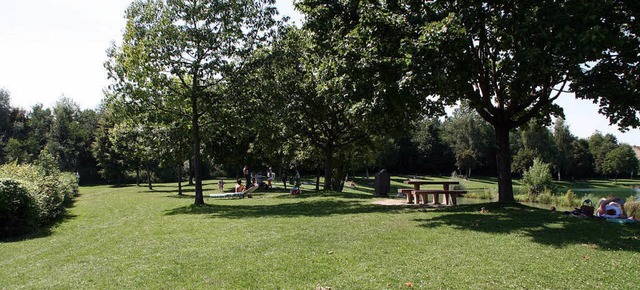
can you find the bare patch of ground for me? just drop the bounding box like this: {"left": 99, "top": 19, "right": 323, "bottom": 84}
{"left": 372, "top": 199, "right": 409, "bottom": 206}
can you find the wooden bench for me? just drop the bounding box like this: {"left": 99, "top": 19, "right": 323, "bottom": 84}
{"left": 412, "top": 189, "right": 467, "bottom": 205}
{"left": 397, "top": 188, "right": 414, "bottom": 203}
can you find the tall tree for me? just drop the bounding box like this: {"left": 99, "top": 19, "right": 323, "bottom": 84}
{"left": 588, "top": 132, "right": 619, "bottom": 177}
{"left": 382, "top": 0, "right": 636, "bottom": 202}
{"left": 92, "top": 106, "right": 127, "bottom": 186}
{"left": 571, "top": 138, "right": 595, "bottom": 179}
{"left": 106, "top": 0, "right": 280, "bottom": 204}
{"left": 409, "top": 119, "right": 457, "bottom": 175}
{"left": 552, "top": 118, "right": 576, "bottom": 181}
{"left": 48, "top": 97, "right": 84, "bottom": 172}
{"left": 24, "top": 104, "right": 53, "bottom": 162}
{"left": 245, "top": 22, "right": 425, "bottom": 190}
{"left": 442, "top": 105, "right": 494, "bottom": 178}
{"left": 602, "top": 144, "right": 639, "bottom": 180}
{"left": 0, "top": 88, "right": 12, "bottom": 162}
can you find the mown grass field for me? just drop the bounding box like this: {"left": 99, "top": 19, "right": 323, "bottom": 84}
{"left": 1, "top": 178, "right": 639, "bottom": 289}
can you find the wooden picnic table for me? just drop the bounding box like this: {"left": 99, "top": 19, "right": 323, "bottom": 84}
{"left": 404, "top": 180, "right": 460, "bottom": 191}
{"left": 402, "top": 180, "right": 462, "bottom": 205}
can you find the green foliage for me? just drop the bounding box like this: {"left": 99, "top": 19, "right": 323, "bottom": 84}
{"left": 521, "top": 158, "right": 554, "bottom": 195}
{"left": 106, "top": 0, "right": 281, "bottom": 203}
{"left": 511, "top": 148, "right": 537, "bottom": 176}
{"left": 464, "top": 187, "right": 497, "bottom": 200}
{"left": 565, "top": 189, "right": 577, "bottom": 207}
{"left": 0, "top": 178, "right": 38, "bottom": 236}
{"left": 552, "top": 118, "right": 575, "bottom": 180}
{"left": 571, "top": 1, "right": 640, "bottom": 129}
{"left": 602, "top": 144, "right": 639, "bottom": 179}
{"left": 0, "top": 160, "right": 78, "bottom": 229}
{"left": 626, "top": 201, "right": 640, "bottom": 219}
{"left": 537, "top": 189, "right": 554, "bottom": 205}
{"left": 571, "top": 139, "right": 595, "bottom": 178}
{"left": 442, "top": 105, "right": 494, "bottom": 177}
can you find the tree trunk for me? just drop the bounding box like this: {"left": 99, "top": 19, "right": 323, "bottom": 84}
{"left": 188, "top": 158, "right": 194, "bottom": 186}
{"left": 177, "top": 152, "right": 184, "bottom": 195}
{"left": 323, "top": 147, "right": 334, "bottom": 190}
{"left": 495, "top": 123, "right": 515, "bottom": 203}
{"left": 146, "top": 163, "right": 153, "bottom": 190}
{"left": 136, "top": 167, "right": 141, "bottom": 186}
{"left": 315, "top": 167, "right": 320, "bottom": 191}
{"left": 116, "top": 171, "right": 122, "bottom": 187}
{"left": 191, "top": 94, "right": 204, "bottom": 205}
{"left": 177, "top": 163, "right": 183, "bottom": 196}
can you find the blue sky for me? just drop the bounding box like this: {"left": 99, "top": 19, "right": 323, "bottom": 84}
{"left": 0, "top": 0, "right": 637, "bottom": 145}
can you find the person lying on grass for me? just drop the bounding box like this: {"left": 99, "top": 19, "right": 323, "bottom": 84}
{"left": 596, "top": 197, "right": 627, "bottom": 219}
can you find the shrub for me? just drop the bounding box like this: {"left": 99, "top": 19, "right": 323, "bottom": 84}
{"left": 466, "top": 187, "right": 495, "bottom": 200}
{"left": 0, "top": 161, "right": 78, "bottom": 229}
{"left": 537, "top": 189, "right": 554, "bottom": 204}
{"left": 59, "top": 172, "right": 80, "bottom": 204}
{"left": 521, "top": 158, "right": 554, "bottom": 195}
{"left": 565, "top": 189, "right": 576, "bottom": 207}
{"left": 0, "top": 178, "right": 38, "bottom": 237}
{"left": 626, "top": 201, "right": 640, "bottom": 219}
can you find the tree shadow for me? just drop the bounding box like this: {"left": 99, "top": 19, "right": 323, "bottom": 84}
{"left": 0, "top": 211, "right": 78, "bottom": 243}
{"left": 164, "top": 199, "right": 404, "bottom": 219}
{"left": 415, "top": 203, "right": 640, "bottom": 252}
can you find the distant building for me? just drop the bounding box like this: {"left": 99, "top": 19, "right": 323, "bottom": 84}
{"left": 634, "top": 146, "right": 640, "bottom": 161}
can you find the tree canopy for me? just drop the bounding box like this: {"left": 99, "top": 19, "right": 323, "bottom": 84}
{"left": 338, "top": 0, "right": 640, "bottom": 202}
{"left": 106, "top": 0, "right": 281, "bottom": 204}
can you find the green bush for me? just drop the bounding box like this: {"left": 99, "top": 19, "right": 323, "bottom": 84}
{"left": 521, "top": 158, "right": 554, "bottom": 195}
{"left": 0, "top": 178, "right": 38, "bottom": 236}
{"left": 0, "top": 162, "right": 78, "bottom": 230}
{"left": 537, "top": 189, "right": 554, "bottom": 204}
{"left": 626, "top": 201, "right": 640, "bottom": 219}
{"left": 466, "top": 187, "right": 495, "bottom": 199}
{"left": 565, "top": 189, "right": 576, "bottom": 207}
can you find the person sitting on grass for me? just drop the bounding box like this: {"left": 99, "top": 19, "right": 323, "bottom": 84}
{"left": 234, "top": 179, "right": 254, "bottom": 198}
{"left": 596, "top": 197, "right": 627, "bottom": 219}
{"left": 290, "top": 184, "right": 301, "bottom": 195}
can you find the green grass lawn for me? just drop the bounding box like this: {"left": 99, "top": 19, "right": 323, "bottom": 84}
{"left": 1, "top": 179, "right": 639, "bottom": 289}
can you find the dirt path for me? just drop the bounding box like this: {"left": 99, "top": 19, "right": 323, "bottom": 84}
{"left": 371, "top": 199, "right": 408, "bottom": 206}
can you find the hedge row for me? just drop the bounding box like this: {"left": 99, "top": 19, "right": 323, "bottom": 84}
{"left": 0, "top": 163, "right": 78, "bottom": 237}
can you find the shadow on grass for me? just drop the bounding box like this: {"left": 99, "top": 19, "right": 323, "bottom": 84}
{"left": 164, "top": 199, "right": 404, "bottom": 219}
{"left": 0, "top": 210, "right": 78, "bottom": 243}
{"left": 415, "top": 203, "right": 640, "bottom": 252}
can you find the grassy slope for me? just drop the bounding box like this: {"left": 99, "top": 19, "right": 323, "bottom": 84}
{"left": 1, "top": 180, "right": 639, "bottom": 289}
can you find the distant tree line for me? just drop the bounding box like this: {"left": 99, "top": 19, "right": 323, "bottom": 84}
{"left": 1, "top": 88, "right": 637, "bottom": 188}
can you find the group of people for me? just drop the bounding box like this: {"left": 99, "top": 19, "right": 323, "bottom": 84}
{"left": 242, "top": 165, "right": 284, "bottom": 189}
{"left": 559, "top": 196, "right": 636, "bottom": 221}
{"left": 228, "top": 165, "right": 302, "bottom": 195}
{"left": 595, "top": 197, "right": 630, "bottom": 219}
